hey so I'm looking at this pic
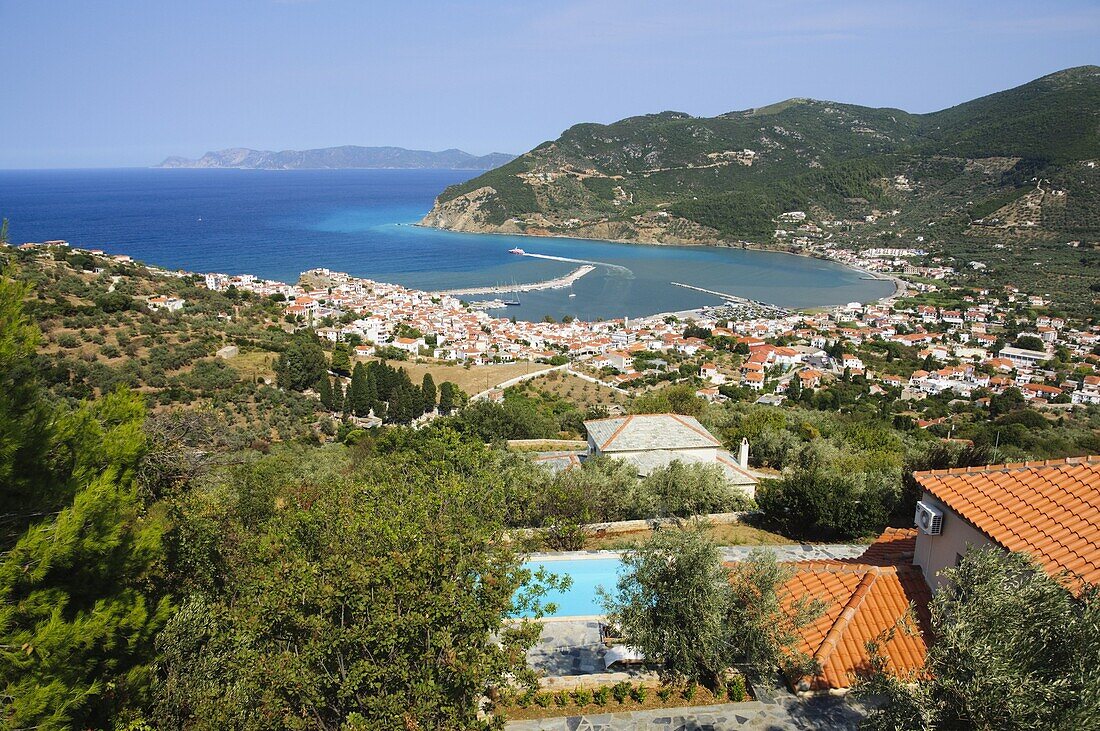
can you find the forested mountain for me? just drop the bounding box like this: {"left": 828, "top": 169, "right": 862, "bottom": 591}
{"left": 422, "top": 67, "right": 1100, "bottom": 248}
{"left": 157, "top": 145, "right": 515, "bottom": 170}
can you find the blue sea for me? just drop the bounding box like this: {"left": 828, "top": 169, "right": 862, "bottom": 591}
{"left": 0, "top": 168, "right": 893, "bottom": 321}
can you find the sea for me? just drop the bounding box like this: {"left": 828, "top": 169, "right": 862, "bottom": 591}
{"left": 0, "top": 168, "right": 893, "bottom": 321}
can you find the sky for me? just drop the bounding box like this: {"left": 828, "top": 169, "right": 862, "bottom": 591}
{"left": 1, "top": 0, "right": 1097, "bottom": 168}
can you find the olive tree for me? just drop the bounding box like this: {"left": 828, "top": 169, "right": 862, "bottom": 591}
{"left": 858, "top": 548, "right": 1100, "bottom": 731}
{"left": 600, "top": 528, "right": 823, "bottom": 688}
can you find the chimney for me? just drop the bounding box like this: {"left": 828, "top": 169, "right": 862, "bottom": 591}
{"left": 739, "top": 438, "right": 749, "bottom": 470}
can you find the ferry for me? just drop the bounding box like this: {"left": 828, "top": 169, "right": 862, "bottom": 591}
{"left": 502, "top": 299, "right": 521, "bottom": 306}
{"left": 508, "top": 247, "right": 526, "bottom": 255}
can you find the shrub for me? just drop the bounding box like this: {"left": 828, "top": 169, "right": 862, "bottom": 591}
{"left": 516, "top": 688, "right": 537, "bottom": 708}
{"left": 593, "top": 686, "right": 611, "bottom": 706}
{"left": 612, "top": 680, "right": 631, "bottom": 704}
{"left": 534, "top": 692, "right": 552, "bottom": 708}
{"left": 553, "top": 690, "right": 569, "bottom": 707}
{"left": 726, "top": 673, "right": 747, "bottom": 702}
{"left": 630, "top": 684, "right": 648, "bottom": 703}
{"left": 682, "top": 682, "right": 697, "bottom": 701}
{"left": 657, "top": 685, "right": 675, "bottom": 702}
{"left": 570, "top": 687, "right": 592, "bottom": 706}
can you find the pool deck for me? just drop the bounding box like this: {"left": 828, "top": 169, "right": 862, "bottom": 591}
{"left": 527, "top": 543, "right": 867, "bottom": 564}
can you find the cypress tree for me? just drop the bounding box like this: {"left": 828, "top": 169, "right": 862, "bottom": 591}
{"left": 421, "top": 373, "right": 437, "bottom": 414}
{"left": 438, "top": 381, "right": 458, "bottom": 416}
{"left": 318, "top": 372, "right": 334, "bottom": 410}
{"left": 349, "top": 363, "right": 369, "bottom": 416}
{"left": 332, "top": 377, "right": 344, "bottom": 413}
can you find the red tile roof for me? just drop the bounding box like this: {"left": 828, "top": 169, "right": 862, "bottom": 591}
{"left": 914, "top": 457, "right": 1100, "bottom": 588}
{"left": 728, "top": 528, "right": 932, "bottom": 692}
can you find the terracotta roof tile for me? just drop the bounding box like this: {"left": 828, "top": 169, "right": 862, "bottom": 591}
{"left": 727, "top": 529, "right": 931, "bottom": 692}
{"left": 915, "top": 456, "right": 1100, "bottom": 588}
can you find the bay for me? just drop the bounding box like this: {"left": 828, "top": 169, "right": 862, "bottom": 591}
{"left": 0, "top": 168, "right": 893, "bottom": 321}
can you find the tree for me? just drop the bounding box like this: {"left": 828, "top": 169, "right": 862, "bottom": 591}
{"left": 756, "top": 467, "right": 900, "bottom": 540}
{"left": 600, "top": 528, "right": 822, "bottom": 688}
{"left": 347, "top": 362, "right": 371, "bottom": 417}
{"left": 438, "top": 381, "right": 459, "bottom": 415}
{"left": 859, "top": 548, "right": 1100, "bottom": 731}
{"left": 421, "top": 373, "right": 437, "bottom": 414}
{"left": 318, "top": 371, "right": 334, "bottom": 410}
{"left": 1013, "top": 334, "right": 1046, "bottom": 352}
{"left": 331, "top": 377, "right": 344, "bottom": 414}
{"left": 153, "top": 432, "right": 563, "bottom": 729}
{"left": 0, "top": 278, "right": 173, "bottom": 729}
{"left": 330, "top": 342, "right": 352, "bottom": 376}
{"left": 274, "top": 333, "right": 326, "bottom": 392}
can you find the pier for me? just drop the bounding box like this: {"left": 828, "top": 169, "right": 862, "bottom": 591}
{"left": 670, "top": 281, "right": 792, "bottom": 315}
{"left": 432, "top": 265, "right": 595, "bottom": 297}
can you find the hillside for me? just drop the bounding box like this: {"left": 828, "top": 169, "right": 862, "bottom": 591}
{"left": 158, "top": 145, "right": 515, "bottom": 170}
{"left": 422, "top": 67, "right": 1100, "bottom": 293}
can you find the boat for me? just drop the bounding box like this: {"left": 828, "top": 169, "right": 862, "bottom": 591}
{"left": 508, "top": 247, "right": 526, "bottom": 255}
{"left": 568, "top": 292, "right": 577, "bottom": 298}
{"left": 503, "top": 277, "right": 521, "bottom": 305}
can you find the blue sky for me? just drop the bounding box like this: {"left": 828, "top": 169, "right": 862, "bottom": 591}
{"left": 1, "top": 0, "right": 1097, "bottom": 168}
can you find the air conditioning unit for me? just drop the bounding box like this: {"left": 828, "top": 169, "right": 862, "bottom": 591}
{"left": 914, "top": 501, "right": 944, "bottom": 536}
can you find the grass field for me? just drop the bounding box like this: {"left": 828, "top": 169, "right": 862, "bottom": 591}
{"left": 522, "top": 370, "right": 627, "bottom": 410}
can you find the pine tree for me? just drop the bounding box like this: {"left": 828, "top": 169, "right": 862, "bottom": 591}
{"left": 0, "top": 280, "right": 172, "bottom": 728}
{"left": 330, "top": 343, "right": 352, "bottom": 376}
{"left": 421, "top": 373, "right": 437, "bottom": 414}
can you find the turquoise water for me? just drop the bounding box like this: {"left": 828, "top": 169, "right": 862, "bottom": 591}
{"left": 522, "top": 557, "right": 623, "bottom": 618}
{"left": 0, "top": 168, "right": 893, "bottom": 321}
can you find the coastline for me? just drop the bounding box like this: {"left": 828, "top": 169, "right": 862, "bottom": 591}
{"left": 413, "top": 222, "right": 905, "bottom": 305}
{"left": 430, "top": 265, "right": 595, "bottom": 296}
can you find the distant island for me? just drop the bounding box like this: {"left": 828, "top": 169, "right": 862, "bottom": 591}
{"left": 156, "top": 145, "right": 515, "bottom": 170}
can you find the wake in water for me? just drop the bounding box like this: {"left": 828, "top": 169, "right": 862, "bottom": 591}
{"left": 519, "top": 251, "right": 634, "bottom": 278}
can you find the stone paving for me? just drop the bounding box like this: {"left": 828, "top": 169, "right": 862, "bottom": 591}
{"left": 528, "top": 544, "right": 867, "bottom": 565}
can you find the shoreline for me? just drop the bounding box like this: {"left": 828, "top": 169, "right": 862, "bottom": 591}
{"left": 430, "top": 265, "right": 595, "bottom": 296}
{"left": 413, "top": 222, "right": 903, "bottom": 305}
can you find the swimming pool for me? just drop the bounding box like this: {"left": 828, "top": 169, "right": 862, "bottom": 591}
{"left": 520, "top": 557, "right": 623, "bottom": 618}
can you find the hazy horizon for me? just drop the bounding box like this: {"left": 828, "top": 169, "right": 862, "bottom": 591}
{"left": 2, "top": 0, "right": 1098, "bottom": 169}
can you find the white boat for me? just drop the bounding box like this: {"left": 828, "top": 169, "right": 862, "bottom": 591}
{"left": 508, "top": 247, "right": 526, "bottom": 255}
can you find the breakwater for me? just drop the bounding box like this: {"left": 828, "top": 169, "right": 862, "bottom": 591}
{"left": 432, "top": 265, "right": 595, "bottom": 297}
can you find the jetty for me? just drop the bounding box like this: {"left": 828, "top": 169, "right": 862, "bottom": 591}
{"left": 670, "top": 281, "right": 792, "bottom": 316}
{"left": 432, "top": 265, "right": 595, "bottom": 297}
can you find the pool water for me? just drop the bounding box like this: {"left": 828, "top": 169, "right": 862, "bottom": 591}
{"left": 520, "top": 558, "right": 623, "bottom": 618}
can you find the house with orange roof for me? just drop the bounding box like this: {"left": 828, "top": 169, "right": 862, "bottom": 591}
{"left": 911, "top": 457, "right": 1100, "bottom": 592}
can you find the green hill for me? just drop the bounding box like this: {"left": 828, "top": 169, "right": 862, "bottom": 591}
{"left": 422, "top": 66, "right": 1100, "bottom": 250}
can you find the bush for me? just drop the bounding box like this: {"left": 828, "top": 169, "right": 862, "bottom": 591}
{"left": 630, "top": 683, "right": 648, "bottom": 703}
{"left": 553, "top": 690, "right": 569, "bottom": 707}
{"left": 593, "top": 686, "right": 611, "bottom": 706}
{"left": 570, "top": 687, "right": 592, "bottom": 706}
{"left": 612, "top": 680, "right": 631, "bottom": 704}
{"left": 682, "top": 682, "right": 697, "bottom": 701}
{"left": 534, "top": 692, "right": 552, "bottom": 708}
{"left": 657, "top": 685, "right": 674, "bottom": 702}
{"left": 726, "top": 673, "right": 747, "bottom": 702}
